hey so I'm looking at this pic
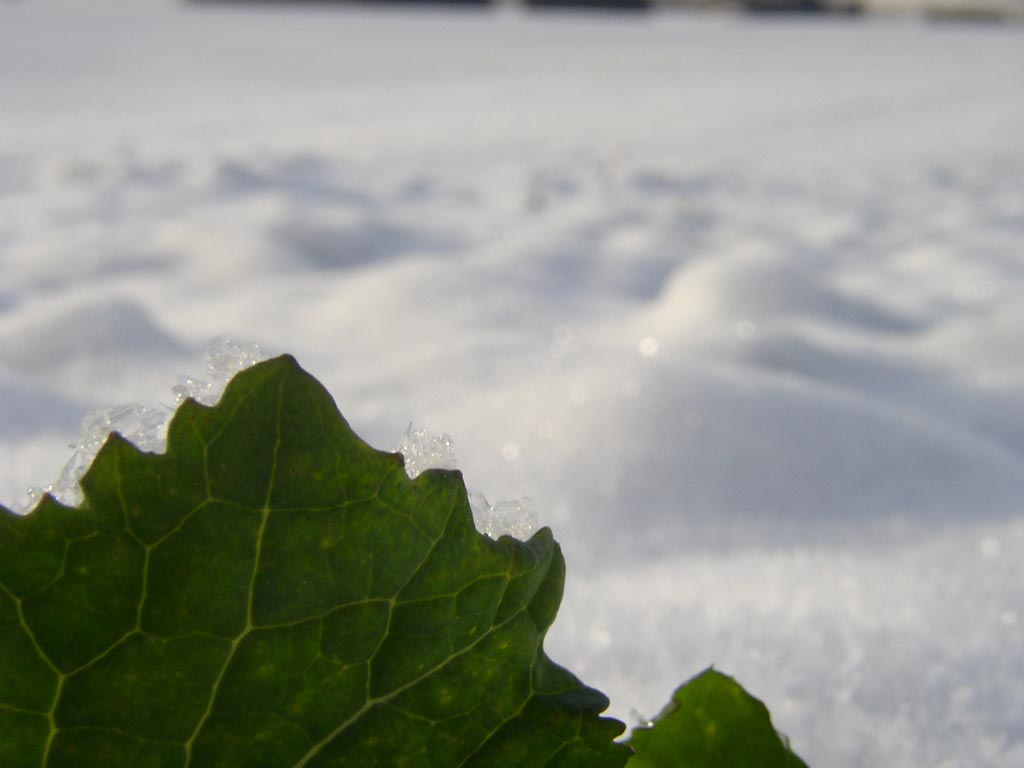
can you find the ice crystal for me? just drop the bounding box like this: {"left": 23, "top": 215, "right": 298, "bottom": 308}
{"left": 20, "top": 337, "right": 265, "bottom": 511}
{"left": 397, "top": 425, "right": 539, "bottom": 541}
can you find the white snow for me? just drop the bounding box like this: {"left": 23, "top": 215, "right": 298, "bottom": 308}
{"left": 2, "top": 1, "right": 1024, "bottom": 765}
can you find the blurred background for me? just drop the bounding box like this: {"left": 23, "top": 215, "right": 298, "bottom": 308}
{"left": 187, "top": 0, "right": 1024, "bottom": 21}
{"left": 2, "top": 0, "right": 1023, "bottom": 765}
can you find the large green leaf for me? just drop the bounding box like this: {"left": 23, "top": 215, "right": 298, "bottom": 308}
{"left": 626, "top": 669, "right": 809, "bottom": 768}
{"left": 0, "top": 355, "right": 629, "bottom": 767}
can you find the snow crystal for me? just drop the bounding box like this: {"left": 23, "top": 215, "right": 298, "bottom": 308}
{"left": 396, "top": 425, "right": 539, "bottom": 541}
{"left": 50, "top": 403, "right": 168, "bottom": 505}
{"left": 395, "top": 425, "right": 458, "bottom": 479}
{"left": 469, "top": 492, "right": 540, "bottom": 542}
{"left": 19, "top": 337, "right": 265, "bottom": 512}
{"left": 19, "top": 340, "right": 539, "bottom": 543}
{"left": 171, "top": 336, "right": 267, "bottom": 406}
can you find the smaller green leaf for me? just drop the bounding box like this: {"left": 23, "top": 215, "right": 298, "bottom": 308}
{"left": 626, "top": 668, "right": 809, "bottom": 768}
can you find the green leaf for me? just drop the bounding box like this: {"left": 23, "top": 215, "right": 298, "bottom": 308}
{"left": 0, "top": 355, "right": 629, "bottom": 768}
{"left": 625, "top": 668, "right": 809, "bottom": 768}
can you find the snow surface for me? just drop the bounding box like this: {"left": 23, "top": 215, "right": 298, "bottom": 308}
{"left": 2, "top": 1, "right": 1024, "bottom": 765}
